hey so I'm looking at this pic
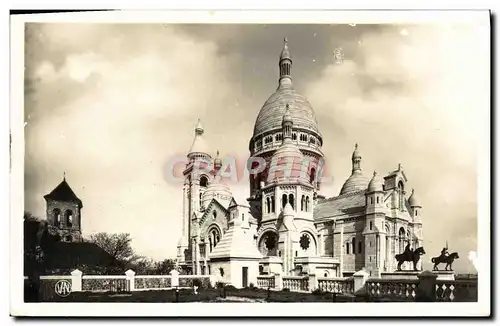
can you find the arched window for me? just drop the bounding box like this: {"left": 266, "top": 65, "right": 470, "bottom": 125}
{"left": 376, "top": 196, "right": 379, "bottom": 204}
{"left": 282, "top": 194, "right": 288, "bottom": 208}
{"left": 271, "top": 197, "right": 275, "bottom": 212}
{"left": 213, "top": 211, "right": 217, "bottom": 220}
{"left": 301, "top": 195, "right": 305, "bottom": 211}
{"left": 352, "top": 238, "right": 356, "bottom": 254}
{"left": 398, "top": 227, "right": 406, "bottom": 253}
{"left": 242, "top": 213, "right": 245, "bottom": 221}
{"left": 65, "top": 210, "right": 73, "bottom": 227}
{"left": 369, "top": 221, "right": 373, "bottom": 230}
{"left": 358, "top": 240, "right": 362, "bottom": 253}
{"left": 292, "top": 133, "right": 297, "bottom": 140}
{"left": 306, "top": 196, "right": 310, "bottom": 212}
{"left": 199, "top": 192, "right": 203, "bottom": 208}
{"left": 398, "top": 181, "right": 405, "bottom": 210}
{"left": 53, "top": 208, "right": 61, "bottom": 226}
{"left": 310, "top": 168, "right": 316, "bottom": 185}
{"left": 200, "top": 175, "right": 209, "bottom": 188}
{"left": 288, "top": 194, "right": 294, "bottom": 210}
{"left": 266, "top": 197, "right": 270, "bottom": 213}
{"left": 346, "top": 242, "right": 350, "bottom": 254}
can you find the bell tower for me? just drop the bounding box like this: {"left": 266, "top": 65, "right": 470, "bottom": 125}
{"left": 43, "top": 175, "right": 83, "bottom": 242}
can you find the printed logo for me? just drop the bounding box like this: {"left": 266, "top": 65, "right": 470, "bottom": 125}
{"left": 54, "top": 280, "right": 72, "bottom": 297}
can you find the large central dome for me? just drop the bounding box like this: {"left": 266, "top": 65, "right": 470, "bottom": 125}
{"left": 252, "top": 38, "right": 321, "bottom": 139}
{"left": 253, "top": 89, "right": 320, "bottom": 137}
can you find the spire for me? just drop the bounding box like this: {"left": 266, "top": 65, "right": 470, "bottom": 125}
{"left": 351, "top": 143, "right": 362, "bottom": 172}
{"left": 188, "top": 119, "right": 210, "bottom": 158}
{"left": 281, "top": 104, "right": 293, "bottom": 140}
{"left": 278, "top": 37, "right": 293, "bottom": 89}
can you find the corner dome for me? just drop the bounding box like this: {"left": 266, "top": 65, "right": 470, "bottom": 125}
{"left": 339, "top": 171, "right": 369, "bottom": 195}
{"left": 201, "top": 181, "right": 232, "bottom": 209}
{"left": 408, "top": 189, "right": 421, "bottom": 207}
{"left": 367, "top": 171, "right": 384, "bottom": 192}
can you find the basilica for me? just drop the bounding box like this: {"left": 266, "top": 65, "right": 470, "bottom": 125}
{"left": 176, "top": 39, "right": 423, "bottom": 285}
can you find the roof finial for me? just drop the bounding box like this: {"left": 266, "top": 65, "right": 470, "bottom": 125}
{"left": 398, "top": 163, "right": 402, "bottom": 171}
{"left": 284, "top": 36, "right": 288, "bottom": 44}
{"left": 216, "top": 150, "right": 219, "bottom": 157}
{"left": 373, "top": 170, "right": 377, "bottom": 177}
{"left": 63, "top": 172, "right": 66, "bottom": 181}
{"left": 355, "top": 143, "right": 358, "bottom": 150}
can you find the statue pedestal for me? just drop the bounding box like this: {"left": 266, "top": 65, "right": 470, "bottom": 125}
{"left": 432, "top": 270, "right": 455, "bottom": 281}
{"left": 381, "top": 271, "right": 420, "bottom": 280}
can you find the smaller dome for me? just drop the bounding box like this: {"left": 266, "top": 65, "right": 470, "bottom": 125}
{"left": 352, "top": 143, "right": 361, "bottom": 160}
{"left": 367, "top": 171, "right": 384, "bottom": 192}
{"left": 340, "top": 171, "right": 369, "bottom": 195}
{"left": 282, "top": 202, "right": 294, "bottom": 216}
{"left": 408, "top": 189, "right": 421, "bottom": 207}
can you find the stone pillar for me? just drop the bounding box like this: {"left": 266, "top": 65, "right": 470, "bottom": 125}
{"left": 353, "top": 269, "right": 369, "bottom": 293}
{"left": 70, "top": 269, "right": 82, "bottom": 292}
{"left": 416, "top": 270, "right": 438, "bottom": 302}
{"left": 195, "top": 238, "right": 201, "bottom": 275}
{"left": 170, "top": 269, "right": 180, "bottom": 288}
{"left": 125, "top": 269, "right": 135, "bottom": 291}
{"left": 274, "top": 274, "right": 282, "bottom": 290}
{"left": 308, "top": 274, "right": 317, "bottom": 292}
{"left": 339, "top": 223, "right": 344, "bottom": 277}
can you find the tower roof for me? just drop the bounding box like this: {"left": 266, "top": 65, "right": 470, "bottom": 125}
{"left": 44, "top": 178, "right": 83, "bottom": 208}
{"left": 408, "top": 188, "right": 421, "bottom": 207}
{"left": 188, "top": 119, "right": 211, "bottom": 157}
{"left": 280, "top": 37, "right": 291, "bottom": 61}
{"left": 352, "top": 143, "right": 361, "bottom": 160}
{"left": 367, "top": 171, "right": 384, "bottom": 192}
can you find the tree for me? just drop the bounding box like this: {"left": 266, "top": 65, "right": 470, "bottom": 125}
{"left": 154, "top": 259, "right": 176, "bottom": 275}
{"left": 88, "top": 233, "right": 135, "bottom": 264}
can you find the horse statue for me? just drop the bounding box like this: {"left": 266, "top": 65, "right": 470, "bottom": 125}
{"left": 395, "top": 246, "right": 426, "bottom": 271}
{"left": 432, "top": 252, "right": 459, "bottom": 271}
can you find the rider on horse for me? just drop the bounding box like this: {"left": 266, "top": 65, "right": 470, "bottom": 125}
{"left": 405, "top": 243, "right": 413, "bottom": 254}
{"left": 440, "top": 247, "right": 449, "bottom": 260}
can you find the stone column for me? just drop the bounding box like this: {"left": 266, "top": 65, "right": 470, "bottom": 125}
{"left": 308, "top": 274, "right": 317, "bottom": 292}
{"left": 195, "top": 237, "right": 201, "bottom": 275}
{"left": 125, "top": 269, "right": 135, "bottom": 291}
{"left": 170, "top": 269, "right": 180, "bottom": 288}
{"left": 416, "top": 271, "right": 437, "bottom": 302}
{"left": 339, "top": 222, "right": 344, "bottom": 277}
{"left": 274, "top": 274, "right": 282, "bottom": 290}
{"left": 70, "top": 269, "right": 82, "bottom": 292}
{"left": 353, "top": 269, "right": 369, "bottom": 293}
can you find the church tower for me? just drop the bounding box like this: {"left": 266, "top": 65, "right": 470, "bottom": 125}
{"left": 363, "top": 171, "right": 386, "bottom": 277}
{"left": 177, "top": 119, "right": 213, "bottom": 273}
{"left": 43, "top": 175, "right": 83, "bottom": 242}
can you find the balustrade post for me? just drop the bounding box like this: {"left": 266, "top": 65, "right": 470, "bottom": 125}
{"left": 125, "top": 269, "right": 135, "bottom": 292}
{"left": 353, "top": 269, "right": 369, "bottom": 293}
{"left": 308, "top": 274, "right": 317, "bottom": 292}
{"left": 170, "top": 269, "right": 180, "bottom": 288}
{"left": 416, "top": 270, "right": 438, "bottom": 302}
{"left": 274, "top": 274, "right": 282, "bottom": 290}
{"left": 70, "top": 269, "right": 82, "bottom": 292}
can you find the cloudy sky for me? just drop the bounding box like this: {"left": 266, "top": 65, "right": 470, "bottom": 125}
{"left": 24, "top": 21, "right": 489, "bottom": 273}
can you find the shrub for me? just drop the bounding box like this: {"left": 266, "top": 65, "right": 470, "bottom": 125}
{"left": 192, "top": 278, "right": 203, "bottom": 288}
{"left": 215, "top": 281, "right": 225, "bottom": 289}
{"left": 282, "top": 288, "right": 290, "bottom": 292}
{"left": 249, "top": 282, "right": 256, "bottom": 289}
{"left": 225, "top": 285, "right": 237, "bottom": 291}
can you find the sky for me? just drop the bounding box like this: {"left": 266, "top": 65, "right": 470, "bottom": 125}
{"left": 24, "top": 22, "right": 489, "bottom": 273}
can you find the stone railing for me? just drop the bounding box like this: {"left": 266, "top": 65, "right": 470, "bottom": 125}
{"left": 317, "top": 277, "right": 354, "bottom": 294}
{"left": 134, "top": 275, "right": 172, "bottom": 290}
{"left": 81, "top": 275, "right": 129, "bottom": 292}
{"left": 257, "top": 275, "right": 275, "bottom": 289}
{"left": 282, "top": 276, "right": 309, "bottom": 292}
{"left": 436, "top": 279, "right": 478, "bottom": 302}
{"left": 365, "top": 279, "right": 417, "bottom": 301}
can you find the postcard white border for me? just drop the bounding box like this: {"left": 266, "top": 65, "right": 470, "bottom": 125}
{"left": 9, "top": 9, "right": 491, "bottom": 317}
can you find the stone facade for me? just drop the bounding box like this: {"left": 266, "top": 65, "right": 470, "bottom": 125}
{"left": 176, "top": 38, "right": 424, "bottom": 283}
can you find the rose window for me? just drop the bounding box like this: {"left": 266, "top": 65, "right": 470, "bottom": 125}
{"left": 300, "top": 234, "right": 311, "bottom": 250}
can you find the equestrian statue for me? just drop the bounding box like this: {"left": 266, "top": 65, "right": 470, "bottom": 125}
{"left": 431, "top": 245, "right": 459, "bottom": 271}
{"left": 395, "top": 243, "right": 426, "bottom": 271}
